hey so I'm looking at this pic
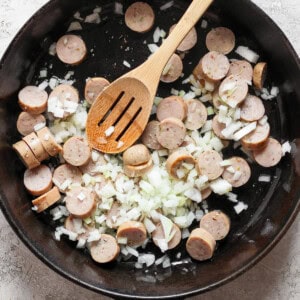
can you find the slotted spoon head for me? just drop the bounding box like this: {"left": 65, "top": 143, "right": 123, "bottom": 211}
{"left": 86, "top": 0, "right": 214, "bottom": 153}
{"left": 86, "top": 77, "right": 152, "bottom": 154}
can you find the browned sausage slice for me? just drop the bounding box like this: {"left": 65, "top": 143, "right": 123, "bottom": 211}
{"left": 253, "top": 137, "right": 282, "bottom": 167}
{"left": 222, "top": 156, "right": 251, "bottom": 187}
{"left": 116, "top": 221, "right": 147, "bottom": 246}
{"left": 84, "top": 77, "right": 110, "bottom": 105}
{"left": 157, "top": 117, "right": 186, "bottom": 150}
{"left": 197, "top": 150, "right": 224, "bottom": 180}
{"left": 166, "top": 150, "right": 195, "bottom": 179}
{"left": 23, "top": 132, "right": 49, "bottom": 162}
{"left": 63, "top": 136, "right": 91, "bottom": 167}
{"left": 48, "top": 84, "right": 79, "bottom": 118}
{"left": 212, "top": 115, "right": 227, "bottom": 140}
{"left": 206, "top": 27, "right": 235, "bottom": 54}
{"left": 24, "top": 164, "right": 53, "bottom": 196}
{"left": 169, "top": 24, "right": 197, "bottom": 52}
{"left": 218, "top": 75, "right": 248, "bottom": 108}
{"left": 240, "top": 95, "right": 265, "bottom": 122}
{"left": 186, "top": 228, "right": 216, "bottom": 261}
{"left": 152, "top": 222, "right": 181, "bottom": 250}
{"left": 123, "top": 144, "right": 151, "bottom": 166}
{"left": 253, "top": 62, "right": 267, "bottom": 90}
{"left": 156, "top": 96, "right": 187, "bottom": 122}
{"left": 32, "top": 186, "right": 61, "bottom": 213}
{"left": 200, "top": 210, "right": 230, "bottom": 240}
{"left": 125, "top": 2, "right": 155, "bottom": 33}
{"left": 56, "top": 34, "right": 87, "bottom": 65}
{"left": 36, "top": 127, "right": 62, "bottom": 156}
{"left": 65, "top": 186, "right": 96, "bottom": 218}
{"left": 228, "top": 60, "right": 253, "bottom": 83}
{"left": 52, "top": 164, "right": 82, "bottom": 193}
{"left": 13, "top": 140, "right": 40, "bottom": 169}
{"left": 17, "top": 112, "right": 46, "bottom": 136}
{"left": 185, "top": 99, "right": 208, "bottom": 130}
{"left": 90, "top": 234, "right": 120, "bottom": 263}
{"left": 18, "top": 86, "right": 48, "bottom": 114}
{"left": 141, "top": 120, "right": 162, "bottom": 150}
{"left": 160, "top": 54, "right": 183, "bottom": 83}
{"left": 124, "top": 158, "right": 153, "bottom": 177}
{"left": 241, "top": 122, "right": 270, "bottom": 150}
{"left": 199, "top": 51, "right": 230, "bottom": 82}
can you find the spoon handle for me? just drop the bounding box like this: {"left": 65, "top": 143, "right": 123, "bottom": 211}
{"left": 130, "top": 0, "right": 214, "bottom": 88}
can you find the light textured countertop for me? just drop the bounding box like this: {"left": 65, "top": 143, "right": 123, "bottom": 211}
{"left": 0, "top": 0, "right": 299, "bottom": 299}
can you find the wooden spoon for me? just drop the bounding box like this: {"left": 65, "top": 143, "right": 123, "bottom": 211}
{"left": 86, "top": 0, "right": 214, "bottom": 153}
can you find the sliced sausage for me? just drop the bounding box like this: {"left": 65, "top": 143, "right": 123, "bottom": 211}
{"left": 201, "top": 187, "right": 212, "bottom": 200}
{"left": 17, "top": 112, "right": 46, "bottom": 136}
{"left": 48, "top": 84, "right": 79, "bottom": 118}
{"left": 56, "top": 34, "right": 87, "bottom": 65}
{"left": 253, "top": 62, "right": 267, "bottom": 90}
{"left": 228, "top": 60, "right": 253, "bottom": 83}
{"left": 169, "top": 24, "right": 197, "bottom": 52}
{"left": 199, "top": 51, "right": 230, "bottom": 82}
{"left": 206, "top": 27, "right": 235, "bottom": 54}
{"left": 24, "top": 164, "right": 53, "bottom": 196}
{"left": 166, "top": 150, "right": 195, "bottom": 179}
{"left": 18, "top": 86, "right": 48, "bottom": 114}
{"left": 253, "top": 137, "right": 282, "bottom": 167}
{"left": 222, "top": 156, "right": 251, "bottom": 187}
{"left": 157, "top": 117, "right": 186, "bottom": 150}
{"left": 32, "top": 186, "right": 61, "bottom": 213}
{"left": 123, "top": 144, "right": 151, "bottom": 166}
{"left": 212, "top": 90, "right": 223, "bottom": 109}
{"left": 240, "top": 95, "right": 265, "bottom": 122}
{"left": 200, "top": 210, "right": 230, "bottom": 240}
{"left": 106, "top": 201, "right": 120, "bottom": 229}
{"left": 152, "top": 222, "right": 181, "bottom": 250}
{"left": 13, "top": 140, "right": 40, "bottom": 169}
{"left": 141, "top": 120, "right": 162, "bottom": 150}
{"left": 197, "top": 150, "right": 224, "bottom": 180}
{"left": 241, "top": 122, "right": 270, "bottom": 150}
{"left": 84, "top": 77, "right": 110, "bottom": 105}
{"left": 156, "top": 96, "right": 187, "bottom": 122}
{"left": 160, "top": 54, "right": 183, "bottom": 83}
{"left": 52, "top": 164, "right": 82, "bottom": 193}
{"left": 90, "top": 234, "right": 120, "bottom": 263}
{"left": 124, "top": 158, "right": 153, "bottom": 177}
{"left": 63, "top": 136, "right": 91, "bottom": 167}
{"left": 22, "top": 132, "right": 49, "bottom": 161}
{"left": 185, "top": 99, "right": 207, "bottom": 130}
{"left": 65, "top": 186, "right": 96, "bottom": 218}
{"left": 218, "top": 75, "right": 248, "bottom": 108}
{"left": 64, "top": 216, "right": 91, "bottom": 240}
{"left": 116, "top": 221, "right": 147, "bottom": 246}
{"left": 212, "top": 115, "right": 227, "bottom": 140}
{"left": 36, "top": 127, "right": 62, "bottom": 156}
{"left": 125, "top": 2, "right": 155, "bottom": 33}
{"left": 186, "top": 228, "right": 216, "bottom": 261}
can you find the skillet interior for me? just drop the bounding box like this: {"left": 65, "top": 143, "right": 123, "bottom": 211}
{"left": 0, "top": 0, "right": 299, "bottom": 298}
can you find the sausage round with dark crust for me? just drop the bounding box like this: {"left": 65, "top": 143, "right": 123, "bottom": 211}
{"left": 253, "top": 62, "right": 267, "bottom": 90}
{"left": 36, "top": 127, "right": 62, "bottom": 157}
{"left": 23, "top": 132, "right": 49, "bottom": 162}
{"left": 241, "top": 122, "right": 270, "bottom": 150}
{"left": 32, "top": 186, "right": 61, "bottom": 213}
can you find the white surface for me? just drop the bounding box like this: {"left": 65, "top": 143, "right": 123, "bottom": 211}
{"left": 0, "top": 0, "right": 299, "bottom": 299}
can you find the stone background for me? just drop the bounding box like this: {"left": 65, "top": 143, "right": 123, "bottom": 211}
{"left": 0, "top": 0, "right": 299, "bottom": 299}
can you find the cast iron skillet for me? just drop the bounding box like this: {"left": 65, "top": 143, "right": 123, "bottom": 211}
{"left": 0, "top": 0, "right": 299, "bottom": 298}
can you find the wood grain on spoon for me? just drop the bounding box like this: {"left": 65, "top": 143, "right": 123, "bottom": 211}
{"left": 86, "top": 0, "right": 214, "bottom": 154}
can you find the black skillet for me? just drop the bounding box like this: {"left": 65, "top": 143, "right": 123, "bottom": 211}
{"left": 0, "top": 0, "right": 299, "bottom": 298}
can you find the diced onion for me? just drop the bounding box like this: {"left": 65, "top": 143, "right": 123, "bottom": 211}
{"left": 235, "top": 46, "right": 260, "bottom": 63}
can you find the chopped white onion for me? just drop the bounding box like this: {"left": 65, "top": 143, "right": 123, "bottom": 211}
{"left": 210, "top": 179, "right": 232, "bottom": 195}
{"left": 235, "top": 46, "right": 260, "bottom": 63}
{"left": 282, "top": 141, "right": 291, "bottom": 156}
{"left": 160, "top": 1, "right": 174, "bottom": 10}
{"left": 258, "top": 175, "right": 271, "bottom": 182}
{"left": 123, "top": 60, "right": 131, "bottom": 68}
